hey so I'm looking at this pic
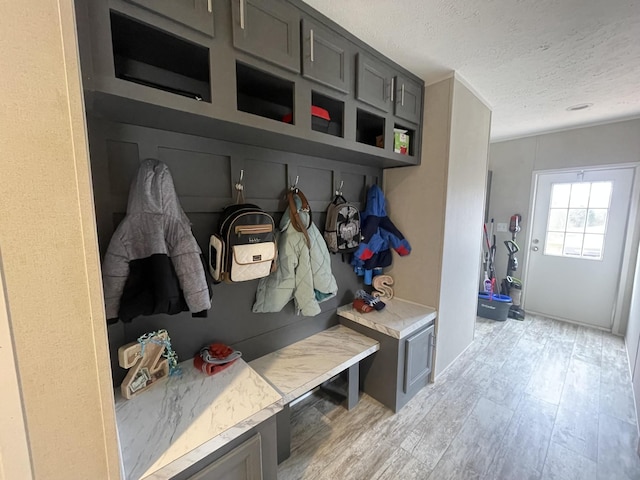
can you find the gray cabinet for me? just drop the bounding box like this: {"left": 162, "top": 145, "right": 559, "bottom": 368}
{"left": 337, "top": 299, "right": 436, "bottom": 412}
{"left": 231, "top": 0, "right": 300, "bottom": 73}
{"left": 394, "top": 75, "right": 422, "bottom": 125}
{"left": 125, "top": 0, "right": 215, "bottom": 37}
{"left": 403, "top": 325, "right": 434, "bottom": 393}
{"left": 301, "top": 19, "right": 351, "bottom": 94}
{"left": 187, "top": 434, "right": 263, "bottom": 480}
{"left": 356, "top": 52, "right": 393, "bottom": 113}
{"left": 77, "top": 0, "right": 424, "bottom": 167}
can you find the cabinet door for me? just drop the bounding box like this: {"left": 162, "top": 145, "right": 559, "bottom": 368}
{"left": 394, "top": 75, "right": 422, "bottom": 124}
{"left": 188, "top": 433, "right": 263, "bottom": 480}
{"left": 125, "top": 0, "right": 215, "bottom": 37}
{"left": 356, "top": 53, "right": 393, "bottom": 113}
{"left": 301, "top": 19, "right": 350, "bottom": 94}
{"left": 231, "top": 0, "right": 300, "bottom": 73}
{"left": 403, "top": 325, "right": 434, "bottom": 393}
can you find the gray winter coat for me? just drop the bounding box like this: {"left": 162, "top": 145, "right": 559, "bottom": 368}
{"left": 253, "top": 195, "right": 337, "bottom": 316}
{"left": 102, "top": 159, "right": 211, "bottom": 321}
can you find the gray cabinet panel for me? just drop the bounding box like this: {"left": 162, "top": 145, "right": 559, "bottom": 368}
{"left": 125, "top": 0, "right": 215, "bottom": 37}
{"left": 232, "top": 0, "right": 300, "bottom": 73}
{"left": 188, "top": 433, "right": 262, "bottom": 480}
{"left": 394, "top": 75, "right": 422, "bottom": 124}
{"left": 356, "top": 53, "right": 392, "bottom": 113}
{"left": 403, "top": 325, "right": 434, "bottom": 393}
{"left": 301, "top": 19, "right": 350, "bottom": 94}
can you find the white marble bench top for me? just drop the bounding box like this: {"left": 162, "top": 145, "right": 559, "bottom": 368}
{"left": 115, "top": 358, "right": 283, "bottom": 480}
{"left": 249, "top": 324, "right": 380, "bottom": 404}
{"left": 337, "top": 298, "right": 437, "bottom": 339}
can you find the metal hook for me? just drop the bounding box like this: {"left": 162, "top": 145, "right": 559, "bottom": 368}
{"left": 335, "top": 180, "right": 344, "bottom": 196}
{"left": 235, "top": 169, "right": 244, "bottom": 191}
{"left": 290, "top": 175, "right": 299, "bottom": 191}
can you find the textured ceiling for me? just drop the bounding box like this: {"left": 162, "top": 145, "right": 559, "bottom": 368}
{"left": 303, "top": 0, "right": 640, "bottom": 141}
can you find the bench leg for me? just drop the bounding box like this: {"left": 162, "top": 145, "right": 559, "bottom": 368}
{"left": 275, "top": 404, "right": 291, "bottom": 464}
{"left": 346, "top": 363, "right": 359, "bottom": 410}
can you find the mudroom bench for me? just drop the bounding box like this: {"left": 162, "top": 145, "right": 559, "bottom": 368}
{"left": 115, "top": 359, "right": 283, "bottom": 480}
{"left": 249, "top": 324, "right": 380, "bottom": 462}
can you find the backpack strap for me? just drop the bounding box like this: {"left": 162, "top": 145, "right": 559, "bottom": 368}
{"left": 287, "top": 190, "right": 312, "bottom": 248}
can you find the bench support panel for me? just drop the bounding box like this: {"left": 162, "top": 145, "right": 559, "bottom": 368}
{"left": 347, "top": 363, "right": 359, "bottom": 410}
{"left": 275, "top": 404, "right": 291, "bottom": 464}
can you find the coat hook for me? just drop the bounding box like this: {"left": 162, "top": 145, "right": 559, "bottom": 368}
{"left": 335, "top": 180, "right": 344, "bottom": 196}
{"left": 235, "top": 169, "right": 244, "bottom": 192}
{"left": 290, "top": 175, "right": 299, "bottom": 191}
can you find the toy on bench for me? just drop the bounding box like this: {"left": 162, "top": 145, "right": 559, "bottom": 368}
{"left": 118, "top": 329, "right": 181, "bottom": 399}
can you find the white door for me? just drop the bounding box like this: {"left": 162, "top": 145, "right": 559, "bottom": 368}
{"left": 526, "top": 167, "right": 635, "bottom": 329}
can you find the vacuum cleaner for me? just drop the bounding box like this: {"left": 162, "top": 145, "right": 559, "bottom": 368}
{"left": 501, "top": 214, "right": 526, "bottom": 320}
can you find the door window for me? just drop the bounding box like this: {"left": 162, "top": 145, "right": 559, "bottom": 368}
{"left": 544, "top": 181, "right": 612, "bottom": 259}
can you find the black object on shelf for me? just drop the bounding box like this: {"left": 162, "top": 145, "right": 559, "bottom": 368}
{"left": 356, "top": 109, "right": 385, "bottom": 148}
{"left": 236, "top": 62, "right": 294, "bottom": 122}
{"left": 110, "top": 12, "right": 211, "bottom": 102}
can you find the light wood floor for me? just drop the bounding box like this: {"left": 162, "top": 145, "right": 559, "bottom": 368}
{"left": 278, "top": 315, "right": 640, "bottom": 480}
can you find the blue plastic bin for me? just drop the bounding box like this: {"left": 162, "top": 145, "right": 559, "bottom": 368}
{"left": 477, "top": 292, "right": 513, "bottom": 321}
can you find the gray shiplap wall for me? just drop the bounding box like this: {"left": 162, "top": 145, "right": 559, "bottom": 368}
{"left": 87, "top": 117, "right": 380, "bottom": 384}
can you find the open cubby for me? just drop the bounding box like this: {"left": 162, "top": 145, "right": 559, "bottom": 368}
{"left": 236, "top": 62, "right": 294, "bottom": 123}
{"left": 394, "top": 123, "right": 416, "bottom": 156}
{"left": 356, "top": 109, "right": 385, "bottom": 148}
{"left": 110, "top": 12, "right": 211, "bottom": 102}
{"left": 311, "top": 91, "right": 343, "bottom": 137}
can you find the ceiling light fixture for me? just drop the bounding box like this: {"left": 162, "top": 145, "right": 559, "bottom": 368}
{"left": 566, "top": 103, "right": 593, "bottom": 111}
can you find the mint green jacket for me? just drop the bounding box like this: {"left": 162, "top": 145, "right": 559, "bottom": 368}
{"left": 253, "top": 197, "right": 337, "bottom": 316}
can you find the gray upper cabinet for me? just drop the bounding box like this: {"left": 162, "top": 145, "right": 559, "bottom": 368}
{"left": 231, "top": 0, "right": 300, "bottom": 73}
{"left": 301, "top": 19, "right": 350, "bottom": 94}
{"left": 356, "top": 52, "right": 393, "bottom": 113}
{"left": 394, "top": 75, "right": 422, "bottom": 124}
{"left": 125, "top": 0, "right": 215, "bottom": 37}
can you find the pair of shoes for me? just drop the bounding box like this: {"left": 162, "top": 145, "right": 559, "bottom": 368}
{"left": 355, "top": 290, "right": 386, "bottom": 311}
{"left": 353, "top": 298, "right": 374, "bottom": 313}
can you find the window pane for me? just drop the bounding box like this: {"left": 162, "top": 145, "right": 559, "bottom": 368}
{"left": 551, "top": 183, "right": 571, "bottom": 208}
{"left": 545, "top": 232, "right": 564, "bottom": 256}
{"left": 566, "top": 209, "right": 586, "bottom": 233}
{"left": 589, "top": 182, "right": 612, "bottom": 208}
{"left": 582, "top": 234, "right": 604, "bottom": 259}
{"left": 569, "top": 183, "right": 590, "bottom": 208}
{"left": 548, "top": 208, "right": 567, "bottom": 231}
{"left": 586, "top": 209, "right": 607, "bottom": 234}
{"left": 563, "top": 233, "right": 583, "bottom": 256}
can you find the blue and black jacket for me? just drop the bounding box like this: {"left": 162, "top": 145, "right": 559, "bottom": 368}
{"left": 352, "top": 185, "right": 411, "bottom": 272}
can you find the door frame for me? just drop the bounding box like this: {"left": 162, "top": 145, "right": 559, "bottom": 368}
{"left": 523, "top": 162, "right": 640, "bottom": 334}
{"left": 0, "top": 248, "right": 34, "bottom": 479}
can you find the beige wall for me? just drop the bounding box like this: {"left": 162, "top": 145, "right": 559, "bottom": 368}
{"left": 0, "top": 0, "right": 120, "bottom": 478}
{"left": 436, "top": 80, "right": 491, "bottom": 374}
{"left": 488, "top": 119, "right": 640, "bottom": 334}
{"left": 385, "top": 77, "right": 492, "bottom": 377}
{"left": 384, "top": 78, "right": 452, "bottom": 309}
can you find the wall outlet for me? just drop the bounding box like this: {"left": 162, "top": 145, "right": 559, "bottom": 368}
{"left": 496, "top": 223, "right": 508, "bottom": 232}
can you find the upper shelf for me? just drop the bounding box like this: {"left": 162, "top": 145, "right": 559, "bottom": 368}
{"left": 77, "top": 0, "right": 424, "bottom": 168}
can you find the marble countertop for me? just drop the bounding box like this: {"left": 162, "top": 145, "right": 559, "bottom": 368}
{"left": 337, "top": 298, "right": 437, "bottom": 339}
{"left": 115, "top": 358, "right": 283, "bottom": 480}
{"left": 249, "top": 325, "right": 380, "bottom": 404}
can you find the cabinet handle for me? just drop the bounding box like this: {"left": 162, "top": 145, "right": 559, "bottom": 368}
{"left": 401, "top": 84, "right": 405, "bottom": 106}
{"left": 207, "top": 0, "right": 212, "bottom": 13}
{"left": 240, "top": 0, "right": 245, "bottom": 29}
{"left": 310, "top": 29, "right": 314, "bottom": 62}
{"left": 390, "top": 77, "right": 394, "bottom": 102}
